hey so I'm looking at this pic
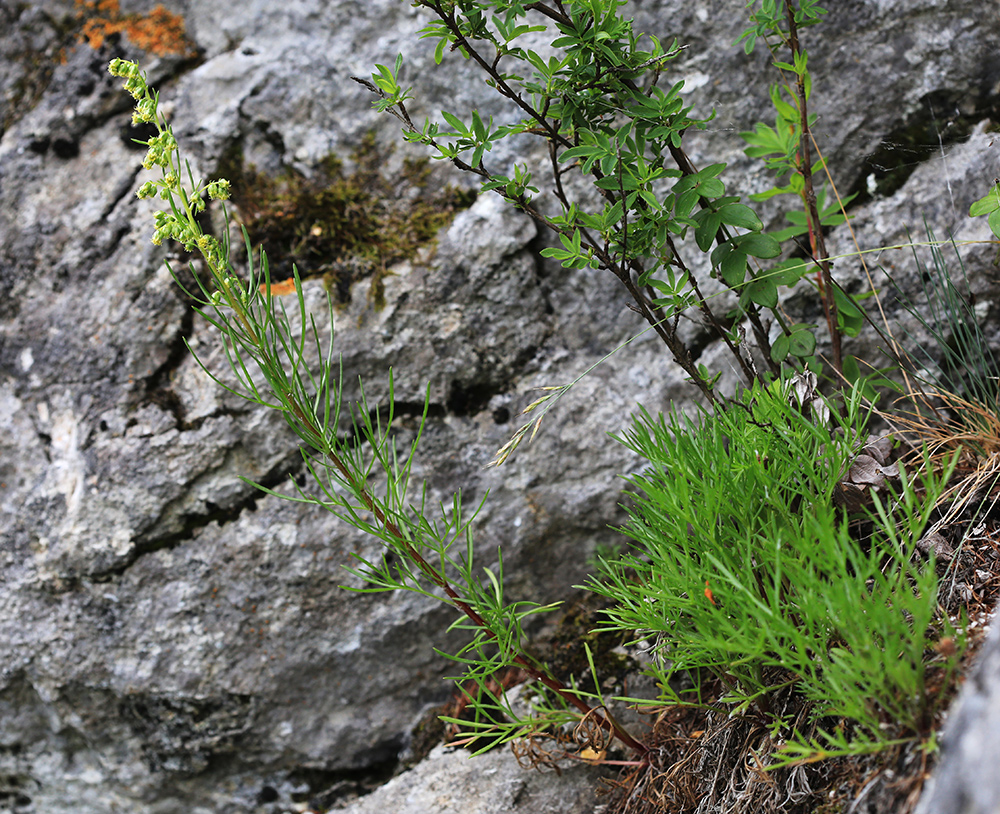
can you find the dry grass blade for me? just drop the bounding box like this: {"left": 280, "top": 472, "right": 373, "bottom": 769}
{"left": 885, "top": 390, "right": 1000, "bottom": 530}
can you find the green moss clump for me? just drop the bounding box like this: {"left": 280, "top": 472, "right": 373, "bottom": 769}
{"left": 221, "top": 133, "right": 477, "bottom": 309}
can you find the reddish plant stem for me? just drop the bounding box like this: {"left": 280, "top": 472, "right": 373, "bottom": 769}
{"left": 281, "top": 397, "right": 650, "bottom": 757}
{"left": 783, "top": 1, "right": 842, "bottom": 374}
{"left": 338, "top": 451, "right": 650, "bottom": 756}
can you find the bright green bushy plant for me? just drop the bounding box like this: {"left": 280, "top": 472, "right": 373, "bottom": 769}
{"left": 590, "top": 380, "right": 959, "bottom": 759}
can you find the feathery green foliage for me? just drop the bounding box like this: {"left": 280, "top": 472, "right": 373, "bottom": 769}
{"left": 108, "top": 53, "right": 648, "bottom": 761}
{"left": 590, "top": 380, "right": 960, "bottom": 760}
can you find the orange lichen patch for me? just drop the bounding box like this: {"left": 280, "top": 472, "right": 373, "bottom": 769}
{"left": 76, "top": 0, "right": 194, "bottom": 57}
{"left": 258, "top": 278, "right": 299, "bottom": 297}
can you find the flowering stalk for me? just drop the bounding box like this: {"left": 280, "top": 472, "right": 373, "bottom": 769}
{"left": 108, "top": 60, "right": 253, "bottom": 332}
{"left": 109, "top": 59, "right": 649, "bottom": 761}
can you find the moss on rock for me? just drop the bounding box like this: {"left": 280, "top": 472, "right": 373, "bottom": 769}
{"left": 220, "top": 133, "right": 477, "bottom": 309}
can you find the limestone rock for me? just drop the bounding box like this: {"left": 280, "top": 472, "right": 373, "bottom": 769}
{"left": 333, "top": 743, "right": 612, "bottom": 814}
{"left": 915, "top": 612, "right": 1000, "bottom": 814}
{"left": 0, "top": 0, "right": 999, "bottom": 812}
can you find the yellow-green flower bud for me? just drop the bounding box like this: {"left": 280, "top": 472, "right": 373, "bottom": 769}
{"left": 196, "top": 235, "right": 220, "bottom": 256}
{"left": 123, "top": 76, "right": 145, "bottom": 100}
{"left": 141, "top": 131, "right": 177, "bottom": 170}
{"left": 207, "top": 179, "right": 232, "bottom": 201}
{"left": 136, "top": 181, "right": 157, "bottom": 199}
{"left": 132, "top": 97, "right": 156, "bottom": 125}
{"left": 108, "top": 58, "right": 138, "bottom": 78}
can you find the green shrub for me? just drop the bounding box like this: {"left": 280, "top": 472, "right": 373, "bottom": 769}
{"left": 590, "top": 380, "right": 958, "bottom": 760}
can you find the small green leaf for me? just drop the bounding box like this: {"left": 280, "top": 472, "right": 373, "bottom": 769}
{"left": 772, "top": 92, "right": 799, "bottom": 123}
{"left": 767, "top": 259, "right": 809, "bottom": 286}
{"left": 710, "top": 239, "right": 732, "bottom": 267}
{"left": 558, "top": 145, "right": 598, "bottom": 163}
{"left": 842, "top": 354, "right": 861, "bottom": 384}
{"left": 441, "top": 110, "right": 467, "bottom": 134}
{"left": 833, "top": 286, "right": 866, "bottom": 338}
{"left": 770, "top": 223, "right": 810, "bottom": 242}
{"left": 471, "top": 110, "right": 487, "bottom": 141}
{"left": 605, "top": 200, "right": 624, "bottom": 227}
{"left": 485, "top": 566, "right": 502, "bottom": 595}
{"left": 746, "top": 277, "right": 778, "bottom": 308}
{"left": 969, "top": 183, "right": 1000, "bottom": 217}
{"left": 675, "top": 188, "right": 699, "bottom": 218}
{"left": 638, "top": 188, "right": 659, "bottom": 209}
{"left": 694, "top": 211, "right": 722, "bottom": 251}
{"left": 737, "top": 232, "right": 781, "bottom": 259}
{"left": 595, "top": 174, "right": 638, "bottom": 191}
{"left": 787, "top": 328, "right": 816, "bottom": 358}
{"left": 699, "top": 178, "right": 725, "bottom": 198}
{"left": 770, "top": 333, "right": 790, "bottom": 363}
{"left": 720, "top": 249, "right": 749, "bottom": 287}
{"left": 989, "top": 208, "right": 1000, "bottom": 239}
{"left": 718, "top": 203, "right": 763, "bottom": 231}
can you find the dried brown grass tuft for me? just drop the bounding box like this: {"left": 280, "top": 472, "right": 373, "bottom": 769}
{"left": 884, "top": 390, "right": 1000, "bottom": 533}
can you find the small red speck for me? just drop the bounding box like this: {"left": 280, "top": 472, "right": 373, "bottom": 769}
{"left": 704, "top": 580, "right": 716, "bottom": 606}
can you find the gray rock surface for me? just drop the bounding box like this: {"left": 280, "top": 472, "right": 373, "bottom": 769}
{"left": 334, "top": 742, "right": 613, "bottom": 814}
{"left": 0, "top": 0, "right": 998, "bottom": 812}
{"left": 916, "top": 611, "right": 1000, "bottom": 814}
